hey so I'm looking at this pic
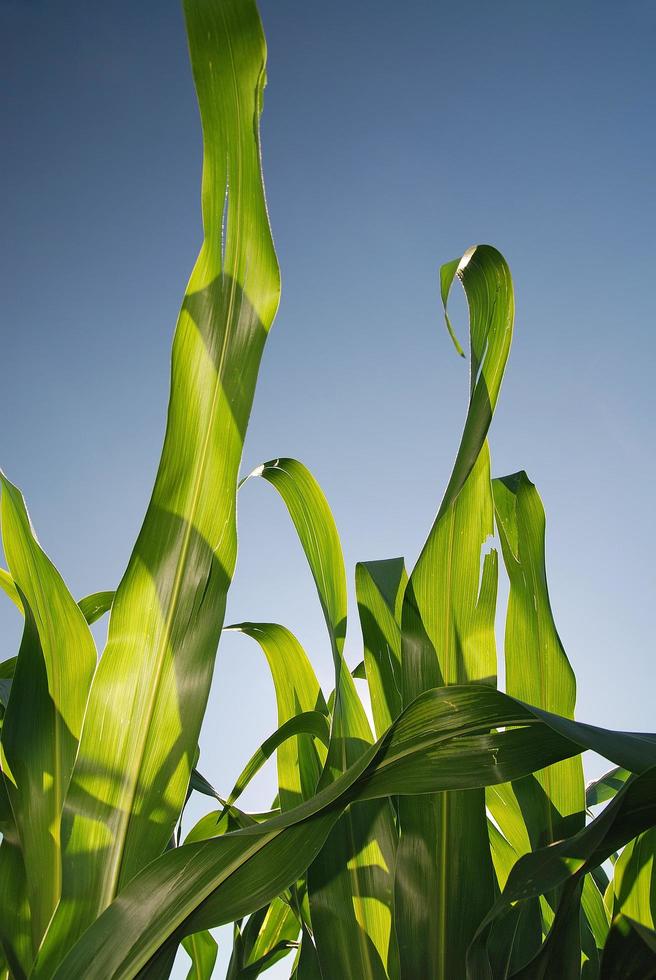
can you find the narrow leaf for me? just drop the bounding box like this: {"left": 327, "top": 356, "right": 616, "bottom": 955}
{"left": 355, "top": 558, "right": 407, "bottom": 737}
{"left": 226, "top": 712, "right": 330, "bottom": 807}
{"left": 182, "top": 930, "right": 218, "bottom": 980}
{"left": 228, "top": 624, "right": 328, "bottom": 809}
{"left": 0, "top": 477, "right": 96, "bottom": 946}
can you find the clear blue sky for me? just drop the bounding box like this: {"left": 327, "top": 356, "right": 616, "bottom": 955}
{"left": 1, "top": 1, "right": 655, "bottom": 976}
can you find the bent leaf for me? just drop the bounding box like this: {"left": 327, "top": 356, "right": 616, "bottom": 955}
{"left": 225, "top": 711, "right": 330, "bottom": 807}
{"left": 44, "top": 686, "right": 656, "bottom": 980}
{"left": 227, "top": 623, "right": 328, "bottom": 809}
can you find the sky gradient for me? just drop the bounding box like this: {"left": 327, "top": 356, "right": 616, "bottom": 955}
{"left": 1, "top": 1, "right": 655, "bottom": 975}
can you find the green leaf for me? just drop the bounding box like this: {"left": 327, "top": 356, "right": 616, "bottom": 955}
{"left": 0, "top": 837, "right": 32, "bottom": 979}
{"left": 355, "top": 558, "right": 407, "bottom": 738}
{"left": 582, "top": 872, "right": 611, "bottom": 951}
{"left": 0, "top": 569, "right": 21, "bottom": 613}
{"left": 35, "top": 0, "right": 281, "bottom": 966}
{"left": 76, "top": 590, "right": 114, "bottom": 625}
{"left": 43, "top": 686, "right": 656, "bottom": 980}
{"left": 490, "top": 471, "right": 586, "bottom": 969}
{"left": 0, "top": 658, "right": 16, "bottom": 712}
{"left": 612, "top": 828, "right": 656, "bottom": 928}
{"left": 225, "top": 711, "right": 330, "bottom": 807}
{"left": 231, "top": 940, "right": 299, "bottom": 980}
{"left": 468, "top": 765, "right": 656, "bottom": 976}
{"left": 0, "top": 573, "right": 114, "bottom": 627}
{"left": 245, "top": 460, "right": 399, "bottom": 978}
{"left": 587, "top": 766, "right": 632, "bottom": 808}
{"left": 290, "top": 921, "right": 323, "bottom": 980}
{"left": 227, "top": 624, "right": 328, "bottom": 809}
{"left": 244, "top": 459, "right": 371, "bottom": 773}
{"left": 397, "top": 245, "right": 513, "bottom": 978}
{"left": 492, "top": 470, "right": 584, "bottom": 839}
{"left": 0, "top": 478, "right": 97, "bottom": 946}
{"left": 182, "top": 930, "right": 218, "bottom": 980}
{"left": 240, "top": 898, "right": 300, "bottom": 976}
{"left": 599, "top": 915, "right": 656, "bottom": 979}
{"left": 1, "top": 599, "right": 56, "bottom": 953}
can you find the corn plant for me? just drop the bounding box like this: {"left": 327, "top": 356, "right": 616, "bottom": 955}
{"left": 1, "top": 1, "right": 656, "bottom": 978}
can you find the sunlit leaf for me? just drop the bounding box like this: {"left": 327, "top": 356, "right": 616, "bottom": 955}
{"left": 397, "top": 245, "right": 512, "bottom": 978}
{"left": 34, "top": 0, "right": 281, "bottom": 967}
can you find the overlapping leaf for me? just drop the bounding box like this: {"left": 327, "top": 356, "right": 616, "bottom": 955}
{"left": 397, "top": 245, "right": 513, "bottom": 978}
{"left": 0, "top": 478, "right": 96, "bottom": 946}
{"left": 245, "top": 460, "right": 399, "bottom": 979}
{"left": 487, "top": 471, "right": 586, "bottom": 970}
{"left": 42, "top": 687, "right": 656, "bottom": 980}
{"left": 355, "top": 558, "right": 407, "bottom": 738}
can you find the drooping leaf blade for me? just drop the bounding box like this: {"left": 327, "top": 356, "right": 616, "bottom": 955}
{"left": 226, "top": 623, "right": 328, "bottom": 810}
{"left": 244, "top": 459, "right": 371, "bottom": 773}
{"left": 225, "top": 711, "right": 330, "bottom": 807}
{"left": 468, "top": 765, "right": 656, "bottom": 976}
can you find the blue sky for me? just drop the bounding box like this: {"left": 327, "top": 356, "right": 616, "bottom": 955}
{"left": 1, "top": 1, "right": 655, "bottom": 975}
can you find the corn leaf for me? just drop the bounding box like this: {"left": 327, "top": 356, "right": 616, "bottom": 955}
{"left": 247, "top": 458, "right": 399, "bottom": 978}
{"left": 34, "top": 0, "right": 281, "bottom": 966}
{"left": 182, "top": 930, "right": 218, "bottom": 980}
{"left": 0, "top": 478, "right": 97, "bottom": 946}
{"left": 355, "top": 558, "right": 407, "bottom": 737}
{"left": 76, "top": 590, "right": 114, "bottom": 625}
{"left": 238, "top": 898, "right": 300, "bottom": 976}
{"left": 42, "top": 687, "right": 656, "bottom": 980}
{"left": 228, "top": 624, "right": 328, "bottom": 809}
{"left": 397, "top": 245, "right": 513, "bottom": 978}
{"left": 612, "top": 828, "right": 656, "bottom": 929}
{"left": 468, "top": 765, "right": 656, "bottom": 976}
{"left": 225, "top": 711, "right": 330, "bottom": 807}
{"left": 0, "top": 837, "right": 31, "bottom": 980}
{"left": 489, "top": 471, "right": 586, "bottom": 969}
{"left": 599, "top": 915, "right": 656, "bottom": 979}
{"left": 0, "top": 572, "right": 114, "bottom": 627}
{"left": 245, "top": 459, "right": 371, "bottom": 772}
{"left": 587, "top": 767, "right": 632, "bottom": 808}
{"left": 492, "top": 470, "right": 584, "bottom": 842}
{"left": 0, "top": 569, "right": 21, "bottom": 613}
{"left": 290, "top": 921, "right": 323, "bottom": 980}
